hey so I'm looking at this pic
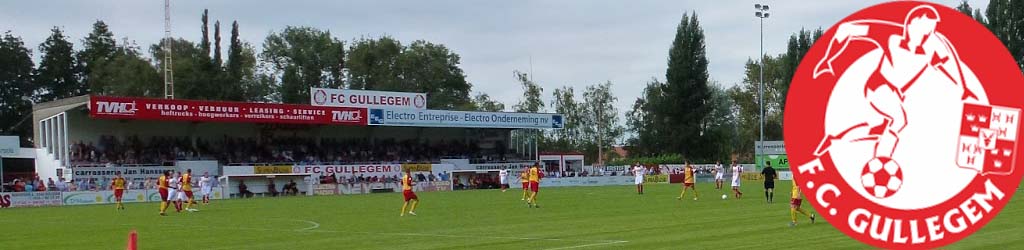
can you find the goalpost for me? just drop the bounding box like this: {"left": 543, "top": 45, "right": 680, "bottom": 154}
{"left": 218, "top": 173, "right": 314, "bottom": 198}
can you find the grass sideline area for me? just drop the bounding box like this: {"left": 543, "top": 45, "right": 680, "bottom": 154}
{"left": 2, "top": 181, "right": 1023, "bottom": 249}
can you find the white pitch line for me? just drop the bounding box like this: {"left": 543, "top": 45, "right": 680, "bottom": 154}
{"left": 542, "top": 240, "right": 629, "bottom": 250}
{"left": 38, "top": 219, "right": 628, "bottom": 249}
{"left": 293, "top": 219, "right": 320, "bottom": 231}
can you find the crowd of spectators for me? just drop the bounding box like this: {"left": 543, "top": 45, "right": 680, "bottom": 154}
{"left": 71, "top": 135, "right": 507, "bottom": 167}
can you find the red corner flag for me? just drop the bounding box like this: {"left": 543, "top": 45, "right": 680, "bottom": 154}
{"left": 126, "top": 230, "right": 137, "bottom": 250}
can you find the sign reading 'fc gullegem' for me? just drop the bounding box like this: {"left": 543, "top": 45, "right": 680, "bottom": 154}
{"left": 785, "top": 2, "right": 1024, "bottom": 249}
{"left": 310, "top": 87, "right": 427, "bottom": 110}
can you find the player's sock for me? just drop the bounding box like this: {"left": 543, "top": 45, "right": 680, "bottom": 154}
{"left": 791, "top": 208, "right": 798, "bottom": 223}
{"left": 186, "top": 198, "right": 193, "bottom": 210}
{"left": 765, "top": 191, "right": 770, "bottom": 203}
{"left": 401, "top": 202, "right": 408, "bottom": 216}
{"left": 159, "top": 201, "right": 168, "bottom": 213}
{"left": 769, "top": 192, "right": 774, "bottom": 203}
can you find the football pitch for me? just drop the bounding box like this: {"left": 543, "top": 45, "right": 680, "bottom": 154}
{"left": 3, "top": 181, "right": 1023, "bottom": 249}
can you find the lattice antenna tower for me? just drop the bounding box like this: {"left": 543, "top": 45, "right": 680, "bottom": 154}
{"left": 163, "top": 0, "right": 175, "bottom": 99}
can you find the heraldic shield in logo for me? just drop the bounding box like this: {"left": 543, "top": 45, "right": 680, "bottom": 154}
{"left": 784, "top": 1, "right": 1024, "bottom": 249}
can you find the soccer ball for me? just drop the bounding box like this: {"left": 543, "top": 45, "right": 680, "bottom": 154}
{"left": 721, "top": 194, "right": 728, "bottom": 200}
{"left": 860, "top": 157, "right": 903, "bottom": 198}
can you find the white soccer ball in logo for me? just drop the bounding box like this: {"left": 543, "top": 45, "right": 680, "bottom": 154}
{"left": 860, "top": 157, "right": 903, "bottom": 198}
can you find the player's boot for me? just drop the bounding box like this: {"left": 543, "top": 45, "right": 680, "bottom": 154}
{"left": 789, "top": 222, "right": 796, "bottom": 227}
{"left": 409, "top": 211, "right": 417, "bottom": 216}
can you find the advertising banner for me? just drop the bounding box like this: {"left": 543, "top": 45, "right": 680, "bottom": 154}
{"left": 255, "top": 165, "right": 292, "bottom": 174}
{"left": 0, "top": 191, "right": 62, "bottom": 208}
{"left": 468, "top": 162, "right": 535, "bottom": 171}
{"left": 72, "top": 166, "right": 177, "bottom": 185}
{"left": 755, "top": 140, "right": 786, "bottom": 155}
{"left": 367, "top": 108, "right": 564, "bottom": 129}
{"left": 644, "top": 174, "right": 668, "bottom": 183}
{"left": 314, "top": 184, "right": 339, "bottom": 195}
{"left": 90, "top": 95, "right": 366, "bottom": 126}
{"left": 400, "top": 163, "right": 432, "bottom": 172}
{"left": 0, "top": 136, "right": 17, "bottom": 157}
{"left": 333, "top": 180, "right": 452, "bottom": 194}
{"left": 293, "top": 164, "right": 402, "bottom": 179}
{"left": 539, "top": 176, "right": 634, "bottom": 187}
{"left": 754, "top": 154, "right": 790, "bottom": 170}
{"left": 310, "top": 88, "right": 427, "bottom": 110}
{"left": 62, "top": 189, "right": 222, "bottom": 205}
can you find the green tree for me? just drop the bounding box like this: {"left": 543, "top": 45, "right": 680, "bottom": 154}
{"left": 89, "top": 41, "right": 161, "bottom": 96}
{"left": 226, "top": 21, "right": 243, "bottom": 86}
{"left": 580, "top": 81, "right": 624, "bottom": 163}
{"left": 34, "top": 26, "right": 82, "bottom": 102}
{"left": 346, "top": 36, "right": 402, "bottom": 90}
{"left": 659, "top": 12, "right": 711, "bottom": 159}
{"left": 957, "top": 1, "right": 988, "bottom": 25}
{"left": 77, "top": 21, "right": 117, "bottom": 93}
{"left": 778, "top": 28, "right": 822, "bottom": 112}
{"left": 347, "top": 37, "right": 473, "bottom": 109}
{"left": 262, "top": 26, "right": 345, "bottom": 104}
{"left": 200, "top": 9, "right": 211, "bottom": 58}
{"left": 151, "top": 38, "right": 207, "bottom": 100}
{"left": 397, "top": 40, "right": 472, "bottom": 109}
{"left": 547, "top": 86, "right": 584, "bottom": 151}
{"left": 213, "top": 20, "right": 222, "bottom": 67}
{"left": 512, "top": 70, "right": 544, "bottom": 113}
{"left": 626, "top": 78, "right": 665, "bottom": 156}
{"left": 987, "top": 0, "right": 1024, "bottom": 69}
{"left": 0, "top": 31, "right": 35, "bottom": 139}
{"left": 467, "top": 92, "right": 505, "bottom": 112}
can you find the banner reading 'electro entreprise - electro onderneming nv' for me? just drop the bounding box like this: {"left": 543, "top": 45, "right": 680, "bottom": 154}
{"left": 367, "top": 108, "right": 564, "bottom": 129}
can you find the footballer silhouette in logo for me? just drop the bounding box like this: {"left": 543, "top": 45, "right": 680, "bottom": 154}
{"left": 806, "top": 5, "right": 1011, "bottom": 207}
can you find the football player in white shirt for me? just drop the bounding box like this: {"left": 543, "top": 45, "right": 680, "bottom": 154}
{"left": 199, "top": 172, "right": 212, "bottom": 204}
{"left": 168, "top": 172, "right": 183, "bottom": 212}
{"left": 633, "top": 163, "right": 646, "bottom": 195}
{"left": 730, "top": 160, "right": 744, "bottom": 199}
{"left": 713, "top": 161, "right": 725, "bottom": 190}
{"left": 498, "top": 168, "right": 509, "bottom": 192}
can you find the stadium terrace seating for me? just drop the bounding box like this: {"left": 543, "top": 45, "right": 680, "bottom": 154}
{"left": 70, "top": 135, "right": 510, "bottom": 167}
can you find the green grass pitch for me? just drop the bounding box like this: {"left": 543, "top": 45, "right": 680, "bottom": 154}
{"left": 3, "top": 181, "right": 1023, "bottom": 249}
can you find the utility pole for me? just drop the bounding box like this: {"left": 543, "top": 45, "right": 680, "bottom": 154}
{"left": 163, "top": 0, "right": 175, "bottom": 99}
{"left": 754, "top": 3, "right": 770, "bottom": 169}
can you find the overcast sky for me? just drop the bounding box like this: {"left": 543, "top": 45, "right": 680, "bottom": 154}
{"left": 0, "top": 0, "right": 988, "bottom": 119}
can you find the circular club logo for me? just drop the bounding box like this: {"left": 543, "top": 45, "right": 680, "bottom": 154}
{"left": 312, "top": 89, "right": 329, "bottom": 105}
{"left": 785, "top": 2, "right": 1024, "bottom": 249}
{"left": 414, "top": 94, "right": 427, "bottom": 109}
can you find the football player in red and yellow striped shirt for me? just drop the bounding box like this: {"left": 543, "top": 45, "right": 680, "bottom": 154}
{"left": 789, "top": 182, "right": 815, "bottom": 227}
{"left": 527, "top": 163, "right": 543, "bottom": 208}
{"left": 111, "top": 172, "right": 126, "bottom": 210}
{"left": 400, "top": 169, "right": 419, "bottom": 216}
{"left": 157, "top": 171, "right": 171, "bottom": 216}
{"left": 182, "top": 169, "right": 198, "bottom": 212}
{"left": 520, "top": 167, "right": 530, "bottom": 201}
{"left": 677, "top": 161, "right": 699, "bottom": 201}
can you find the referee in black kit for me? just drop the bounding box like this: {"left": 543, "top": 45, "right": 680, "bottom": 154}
{"left": 761, "top": 161, "right": 777, "bottom": 204}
